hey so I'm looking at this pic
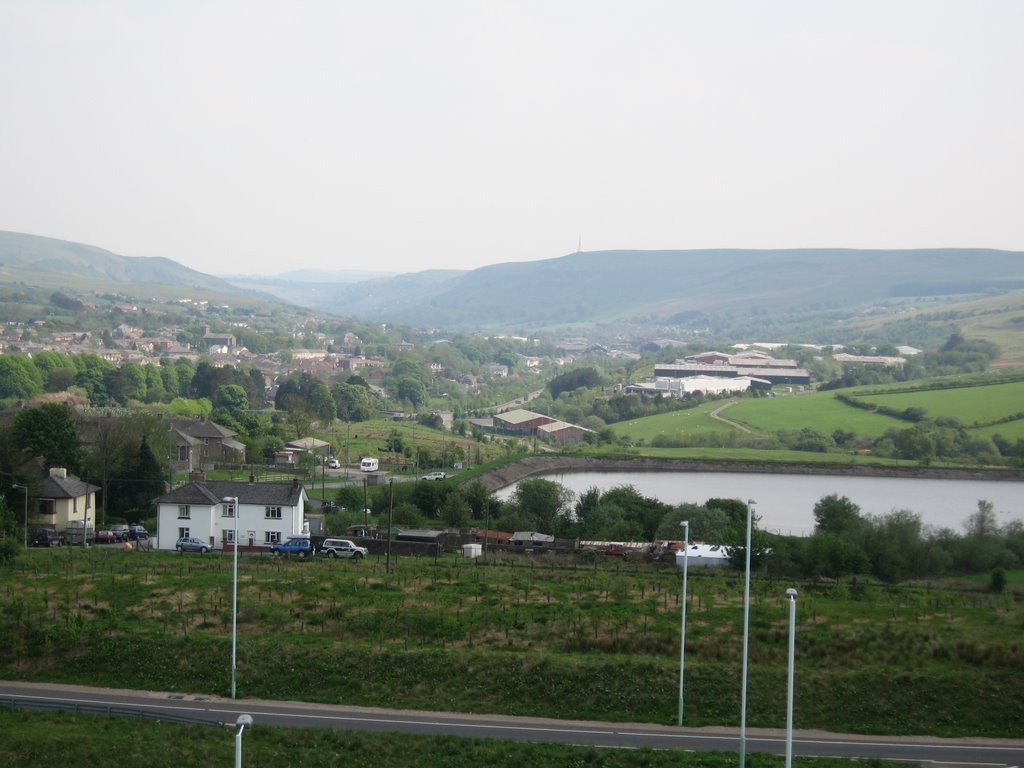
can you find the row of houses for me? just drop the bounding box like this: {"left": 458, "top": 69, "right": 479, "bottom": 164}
{"left": 16, "top": 469, "right": 732, "bottom": 570}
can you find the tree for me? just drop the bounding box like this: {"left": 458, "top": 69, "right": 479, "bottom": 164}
{"left": 11, "top": 402, "right": 83, "bottom": 473}
{"left": 214, "top": 384, "right": 250, "bottom": 420}
{"left": 548, "top": 367, "right": 603, "bottom": 399}
{"left": 813, "top": 495, "right": 864, "bottom": 536}
{"left": 509, "top": 478, "right": 573, "bottom": 534}
{"left": 0, "top": 355, "right": 44, "bottom": 399}
{"left": 395, "top": 376, "right": 427, "bottom": 409}
{"left": 441, "top": 491, "right": 471, "bottom": 528}
{"left": 333, "top": 382, "right": 377, "bottom": 422}
{"left": 81, "top": 416, "right": 127, "bottom": 526}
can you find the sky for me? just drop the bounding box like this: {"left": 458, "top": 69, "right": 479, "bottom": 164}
{"left": 2, "top": 1, "right": 1022, "bottom": 277}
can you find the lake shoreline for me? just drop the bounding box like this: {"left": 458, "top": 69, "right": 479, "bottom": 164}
{"left": 476, "top": 455, "right": 1024, "bottom": 492}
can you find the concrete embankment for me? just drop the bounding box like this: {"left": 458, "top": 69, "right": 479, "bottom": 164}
{"left": 475, "top": 455, "right": 1024, "bottom": 492}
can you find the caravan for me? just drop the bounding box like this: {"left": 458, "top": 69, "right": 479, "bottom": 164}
{"left": 359, "top": 457, "right": 379, "bottom": 472}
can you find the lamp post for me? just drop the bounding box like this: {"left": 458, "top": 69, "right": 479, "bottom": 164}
{"left": 234, "top": 713, "right": 253, "bottom": 768}
{"left": 739, "top": 498, "right": 755, "bottom": 768}
{"left": 785, "top": 588, "right": 798, "bottom": 768}
{"left": 677, "top": 519, "right": 689, "bottom": 727}
{"left": 12, "top": 484, "right": 28, "bottom": 551}
{"left": 223, "top": 495, "right": 240, "bottom": 699}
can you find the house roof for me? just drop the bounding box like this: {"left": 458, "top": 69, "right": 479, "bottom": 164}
{"left": 155, "top": 479, "right": 304, "bottom": 507}
{"left": 168, "top": 418, "right": 237, "bottom": 440}
{"left": 37, "top": 473, "right": 99, "bottom": 500}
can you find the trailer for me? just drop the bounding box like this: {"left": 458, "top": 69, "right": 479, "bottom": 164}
{"left": 359, "top": 457, "right": 379, "bottom": 472}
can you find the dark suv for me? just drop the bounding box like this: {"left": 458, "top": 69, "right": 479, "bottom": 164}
{"left": 32, "top": 529, "right": 65, "bottom": 547}
{"left": 128, "top": 525, "right": 149, "bottom": 541}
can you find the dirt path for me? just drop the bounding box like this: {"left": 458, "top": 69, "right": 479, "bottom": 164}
{"left": 708, "top": 400, "right": 752, "bottom": 432}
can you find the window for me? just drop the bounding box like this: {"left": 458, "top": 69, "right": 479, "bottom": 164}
{"left": 178, "top": 527, "right": 190, "bottom": 539}
{"left": 224, "top": 529, "right": 235, "bottom": 543}
{"left": 222, "top": 502, "right": 235, "bottom": 517}
{"left": 265, "top": 506, "right": 282, "bottom": 519}
{"left": 178, "top": 505, "right": 191, "bottom": 519}
{"left": 264, "top": 531, "right": 281, "bottom": 544}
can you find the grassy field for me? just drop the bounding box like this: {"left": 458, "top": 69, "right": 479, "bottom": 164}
{"left": 857, "top": 380, "right": 1024, "bottom": 426}
{"left": 722, "top": 393, "right": 900, "bottom": 437}
{"left": 0, "top": 710, "right": 887, "bottom": 768}
{"left": 1, "top": 547, "right": 1021, "bottom": 739}
{"left": 610, "top": 401, "right": 741, "bottom": 442}
{"left": 608, "top": 377, "right": 1024, "bottom": 459}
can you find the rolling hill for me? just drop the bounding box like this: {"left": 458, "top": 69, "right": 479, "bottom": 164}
{"left": 249, "top": 247, "right": 1024, "bottom": 332}
{"left": 3, "top": 230, "right": 1023, "bottom": 343}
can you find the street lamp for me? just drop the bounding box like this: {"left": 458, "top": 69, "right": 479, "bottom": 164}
{"left": 234, "top": 713, "right": 253, "bottom": 768}
{"left": 12, "top": 484, "right": 28, "bottom": 551}
{"left": 739, "top": 498, "right": 755, "bottom": 768}
{"left": 223, "top": 495, "right": 240, "bottom": 699}
{"left": 677, "top": 519, "right": 689, "bottom": 727}
{"left": 785, "top": 588, "right": 798, "bottom": 768}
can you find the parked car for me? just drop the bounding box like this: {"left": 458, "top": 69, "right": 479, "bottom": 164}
{"left": 270, "top": 537, "right": 316, "bottom": 557}
{"left": 109, "top": 524, "right": 130, "bottom": 541}
{"left": 175, "top": 537, "right": 211, "bottom": 553}
{"left": 421, "top": 471, "right": 447, "bottom": 481}
{"left": 320, "top": 538, "right": 368, "bottom": 560}
{"left": 326, "top": 457, "right": 341, "bottom": 469}
{"left": 32, "top": 529, "right": 64, "bottom": 547}
{"left": 128, "top": 525, "right": 149, "bottom": 541}
{"left": 95, "top": 530, "right": 118, "bottom": 544}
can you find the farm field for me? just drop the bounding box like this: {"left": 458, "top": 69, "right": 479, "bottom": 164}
{"left": 856, "top": 380, "right": 1024, "bottom": 426}
{"left": 1, "top": 548, "right": 1021, "bottom": 739}
{"left": 610, "top": 400, "right": 738, "bottom": 443}
{"left": 722, "top": 392, "right": 900, "bottom": 436}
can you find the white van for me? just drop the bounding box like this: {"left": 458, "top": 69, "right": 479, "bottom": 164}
{"left": 360, "top": 457, "right": 379, "bottom": 472}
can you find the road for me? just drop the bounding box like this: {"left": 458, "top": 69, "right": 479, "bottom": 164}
{"left": 1, "top": 681, "right": 1021, "bottom": 766}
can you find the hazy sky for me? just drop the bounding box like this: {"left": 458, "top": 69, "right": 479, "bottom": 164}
{"left": 2, "top": 2, "right": 1022, "bottom": 276}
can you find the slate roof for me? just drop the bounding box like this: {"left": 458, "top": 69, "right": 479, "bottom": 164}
{"left": 37, "top": 473, "right": 100, "bottom": 500}
{"left": 168, "top": 418, "right": 237, "bottom": 440}
{"left": 155, "top": 480, "right": 304, "bottom": 507}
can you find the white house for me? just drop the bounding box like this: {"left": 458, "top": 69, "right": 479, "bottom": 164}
{"left": 154, "top": 478, "right": 307, "bottom": 551}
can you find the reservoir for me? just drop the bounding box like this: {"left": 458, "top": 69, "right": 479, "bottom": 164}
{"left": 494, "top": 471, "right": 1024, "bottom": 537}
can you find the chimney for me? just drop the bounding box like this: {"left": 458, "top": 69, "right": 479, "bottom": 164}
{"left": 49, "top": 467, "right": 68, "bottom": 479}
{"left": 292, "top": 477, "right": 299, "bottom": 489}
{"left": 189, "top": 470, "right": 206, "bottom": 482}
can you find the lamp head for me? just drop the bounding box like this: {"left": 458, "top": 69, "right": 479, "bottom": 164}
{"left": 236, "top": 714, "right": 253, "bottom": 727}
{"left": 747, "top": 499, "right": 756, "bottom": 506}
{"left": 785, "top": 588, "right": 798, "bottom": 600}
{"left": 680, "top": 520, "right": 688, "bottom": 528}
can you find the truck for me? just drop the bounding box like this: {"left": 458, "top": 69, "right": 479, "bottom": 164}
{"left": 359, "top": 457, "right": 379, "bottom": 472}
{"left": 270, "top": 537, "right": 317, "bottom": 558}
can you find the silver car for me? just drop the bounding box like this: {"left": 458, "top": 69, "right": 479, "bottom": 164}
{"left": 175, "top": 537, "right": 212, "bottom": 553}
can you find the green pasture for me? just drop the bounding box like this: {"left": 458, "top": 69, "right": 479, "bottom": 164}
{"left": 610, "top": 401, "right": 737, "bottom": 442}
{"left": 1, "top": 548, "right": 1021, "bottom": 738}
{"left": 857, "top": 380, "right": 1024, "bottom": 427}
{"left": 723, "top": 393, "right": 901, "bottom": 437}
{"left": 978, "top": 419, "right": 1024, "bottom": 441}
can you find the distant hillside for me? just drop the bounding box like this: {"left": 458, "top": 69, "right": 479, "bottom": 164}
{"left": 3, "top": 231, "right": 1023, "bottom": 345}
{"left": 0, "top": 230, "right": 234, "bottom": 292}
{"left": 248, "top": 248, "right": 1024, "bottom": 331}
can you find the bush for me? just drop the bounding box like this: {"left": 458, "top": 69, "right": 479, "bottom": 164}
{"left": 0, "top": 537, "right": 20, "bottom": 565}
